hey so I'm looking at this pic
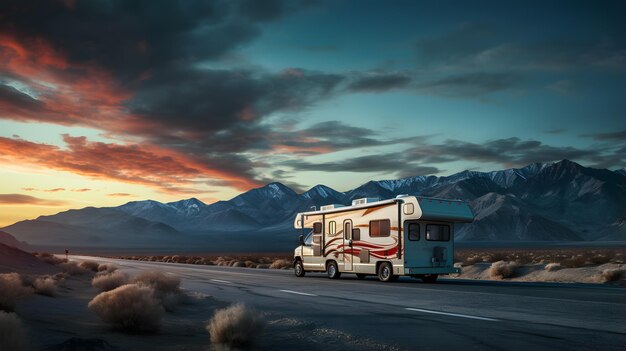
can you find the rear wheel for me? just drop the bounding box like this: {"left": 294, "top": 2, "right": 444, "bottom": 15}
{"left": 327, "top": 261, "right": 341, "bottom": 279}
{"left": 377, "top": 262, "right": 394, "bottom": 282}
{"left": 294, "top": 260, "right": 305, "bottom": 277}
{"left": 422, "top": 274, "right": 438, "bottom": 283}
{"left": 356, "top": 273, "right": 367, "bottom": 279}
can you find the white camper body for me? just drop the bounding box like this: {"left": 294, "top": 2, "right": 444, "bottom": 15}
{"left": 292, "top": 196, "right": 474, "bottom": 282}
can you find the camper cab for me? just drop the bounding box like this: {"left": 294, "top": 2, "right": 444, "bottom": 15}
{"left": 293, "top": 195, "right": 474, "bottom": 282}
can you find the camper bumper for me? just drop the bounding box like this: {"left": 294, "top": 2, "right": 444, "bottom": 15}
{"left": 404, "top": 266, "right": 461, "bottom": 275}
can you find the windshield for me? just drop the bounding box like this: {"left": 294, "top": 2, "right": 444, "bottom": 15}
{"left": 304, "top": 230, "right": 314, "bottom": 246}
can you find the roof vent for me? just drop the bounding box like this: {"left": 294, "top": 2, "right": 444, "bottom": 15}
{"left": 351, "top": 197, "right": 380, "bottom": 206}
{"left": 395, "top": 194, "right": 409, "bottom": 198}
{"left": 320, "top": 204, "right": 345, "bottom": 211}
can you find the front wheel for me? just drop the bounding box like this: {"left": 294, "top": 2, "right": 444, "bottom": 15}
{"left": 294, "top": 260, "right": 305, "bottom": 277}
{"left": 327, "top": 261, "right": 341, "bottom": 279}
{"left": 377, "top": 262, "right": 394, "bottom": 282}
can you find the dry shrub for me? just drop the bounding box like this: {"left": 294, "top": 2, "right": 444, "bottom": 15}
{"left": 269, "top": 259, "right": 291, "bottom": 269}
{"left": 34, "top": 276, "right": 57, "bottom": 296}
{"left": 0, "top": 311, "right": 29, "bottom": 351}
{"left": 489, "top": 261, "right": 519, "bottom": 279}
{"left": 88, "top": 284, "right": 164, "bottom": 332}
{"left": 35, "top": 252, "right": 67, "bottom": 265}
{"left": 601, "top": 268, "right": 625, "bottom": 282}
{"left": 132, "top": 271, "right": 182, "bottom": 310}
{"left": 92, "top": 271, "right": 129, "bottom": 292}
{"left": 79, "top": 261, "right": 100, "bottom": 272}
{"left": 256, "top": 264, "right": 270, "bottom": 269}
{"left": 545, "top": 263, "right": 561, "bottom": 272}
{"left": 463, "top": 255, "right": 482, "bottom": 266}
{"left": 97, "top": 263, "right": 119, "bottom": 274}
{"left": 133, "top": 271, "right": 180, "bottom": 295}
{"left": 207, "top": 303, "right": 264, "bottom": 348}
{"left": 59, "top": 261, "right": 90, "bottom": 276}
{"left": 0, "top": 273, "right": 33, "bottom": 311}
{"left": 231, "top": 261, "right": 245, "bottom": 267}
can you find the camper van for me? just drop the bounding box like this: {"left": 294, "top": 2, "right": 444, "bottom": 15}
{"left": 293, "top": 195, "right": 474, "bottom": 282}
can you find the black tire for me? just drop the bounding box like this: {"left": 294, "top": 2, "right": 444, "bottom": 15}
{"left": 422, "top": 274, "right": 438, "bottom": 283}
{"left": 294, "top": 260, "right": 305, "bottom": 277}
{"left": 327, "top": 261, "right": 341, "bottom": 279}
{"left": 377, "top": 262, "right": 394, "bottom": 282}
{"left": 356, "top": 273, "right": 367, "bottom": 279}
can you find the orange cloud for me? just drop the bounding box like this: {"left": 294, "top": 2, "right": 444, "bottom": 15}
{"left": 44, "top": 188, "right": 65, "bottom": 192}
{"left": 70, "top": 188, "right": 91, "bottom": 192}
{"left": 0, "top": 135, "right": 261, "bottom": 194}
{"left": 107, "top": 193, "right": 134, "bottom": 197}
{"left": 0, "top": 194, "right": 66, "bottom": 206}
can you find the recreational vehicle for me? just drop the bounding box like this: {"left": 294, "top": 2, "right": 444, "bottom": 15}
{"left": 293, "top": 195, "right": 474, "bottom": 282}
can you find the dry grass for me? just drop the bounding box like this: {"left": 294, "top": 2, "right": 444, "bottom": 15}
{"left": 269, "top": 259, "right": 291, "bottom": 269}
{"left": 33, "top": 276, "right": 58, "bottom": 296}
{"left": 102, "top": 254, "right": 293, "bottom": 270}
{"left": 79, "top": 260, "right": 100, "bottom": 272}
{"left": 92, "top": 271, "right": 129, "bottom": 292}
{"left": 545, "top": 263, "right": 561, "bottom": 272}
{"left": 489, "top": 261, "right": 519, "bottom": 279}
{"left": 207, "top": 303, "right": 265, "bottom": 348}
{"left": 455, "top": 247, "right": 625, "bottom": 267}
{"left": 34, "top": 252, "right": 67, "bottom": 265}
{"left": 88, "top": 284, "right": 164, "bottom": 332}
{"left": 0, "top": 273, "right": 33, "bottom": 312}
{"left": 601, "top": 268, "right": 625, "bottom": 282}
{"left": 0, "top": 311, "right": 29, "bottom": 351}
{"left": 59, "top": 261, "right": 91, "bottom": 276}
{"left": 132, "top": 271, "right": 180, "bottom": 295}
{"left": 97, "top": 263, "right": 119, "bottom": 274}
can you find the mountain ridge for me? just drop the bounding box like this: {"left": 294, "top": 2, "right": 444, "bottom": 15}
{"left": 3, "top": 159, "right": 625, "bottom": 249}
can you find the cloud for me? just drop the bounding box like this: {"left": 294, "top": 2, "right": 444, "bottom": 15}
{"left": 282, "top": 135, "right": 625, "bottom": 176}
{"left": 0, "top": 135, "right": 261, "bottom": 194}
{"left": 582, "top": 130, "right": 626, "bottom": 141}
{"left": 43, "top": 188, "right": 65, "bottom": 192}
{"left": 415, "top": 73, "right": 516, "bottom": 98}
{"left": 283, "top": 153, "right": 441, "bottom": 178}
{"left": 0, "top": 194, "right": 65, "bottom": 206}
{"left": 107, "top": 193, "right": 134, "bottom": 197}
{"left": 71, "top": 188, "right": 92, "bottom": 192}
{"left": 546, "top": 80, "right": 577, "bottom": 95}
{"left": 20, "top": 188, "right": 36, "bottom": 191}
{"left": 348, "top": 73, "right": 412, "bottom": 92}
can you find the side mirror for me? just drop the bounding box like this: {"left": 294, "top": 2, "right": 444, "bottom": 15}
{"left": 299, "top": 235, "right": 304, "bottom": 245}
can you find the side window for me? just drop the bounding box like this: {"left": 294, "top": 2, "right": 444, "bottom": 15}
{"left": 313, "top": 222, "right": 322, "bottom": 234}
{"left": 370, "top": 219, "right": 390, "bottom": 237}
{"left": 352, "top": 228, "right": 361, "bottom": 241}
{"left": 426, "top": 224, "right": 450, "bottom": 241}
{"left": 329, "top": 221, "right": 336, "bottom": 235}
{"left": 344, "top": 222, "right": 351, "bottom": 240}
{"left": 408, "top": 223, "right": 420, "bottom": 241}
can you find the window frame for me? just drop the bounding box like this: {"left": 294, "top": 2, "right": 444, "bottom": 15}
{"left": 369, "top": 219, "right": 391, "bottom": 238}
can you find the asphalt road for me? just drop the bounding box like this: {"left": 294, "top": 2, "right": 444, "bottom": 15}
{"left": 72, "top": 256, "right": 626, "bottom": 351}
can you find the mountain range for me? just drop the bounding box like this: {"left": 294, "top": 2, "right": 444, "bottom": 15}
{"left": 2, "top": 160, "right": 625, "bottom": 251}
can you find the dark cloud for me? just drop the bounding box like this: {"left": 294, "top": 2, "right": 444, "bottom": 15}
{"left": 415, "top": 73, "right": 516, "bottom": 98}
{"left": 0, "top": 194, "right": 66, "bottom": 206}
{"left": 348, "top": 73, "right": 412, "bottom": 92}
{"left": 283, "top": 153, "right": 440, "bottom": 178}
{"left": 582, "top": 130, "right": 626, "bottom": 141}
{"left": 0, "top": 84, "right": 45, "bottom": 114}
{"left": 0, "top": 0, "right": 311, "bottom": 81}
{"left": 282, "top": 136, "right": 625, "bottom": 177}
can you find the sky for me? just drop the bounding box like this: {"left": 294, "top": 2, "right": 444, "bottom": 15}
{"left": 0, "top": 0, "right": 624, "bottom": 226}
